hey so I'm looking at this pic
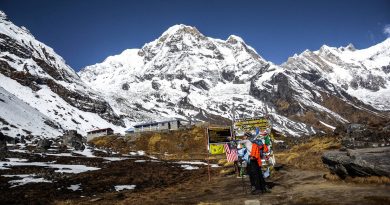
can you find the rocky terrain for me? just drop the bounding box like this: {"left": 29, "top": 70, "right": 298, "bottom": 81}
{"left": 0, "top": 129, "right": 389, "bottom": 205}
{"left": 322, "top": 147, "right": 390, "bottom": 179}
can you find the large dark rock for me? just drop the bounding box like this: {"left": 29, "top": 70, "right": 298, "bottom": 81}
{"left": 0, "top": 132, "right": 7, "bottom": 153}
{"left": 338, "top": 123, "right": 390, "bottom": 149}
{"left": 62, "top": 130, "right": 85, "bottom": 150}
{"left": 322, "top": 147, "right": 390, "bottom": 178}
{"left": 37, "top": 138, "right": 52, "bottom": 150}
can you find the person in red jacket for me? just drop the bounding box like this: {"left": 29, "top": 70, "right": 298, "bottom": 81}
{"left": 247, "top": 134, "right": 270, "bottom": 195}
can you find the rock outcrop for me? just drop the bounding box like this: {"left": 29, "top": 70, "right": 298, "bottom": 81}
{"left": 322, "top": 147, "right": 390, "bottom": 178}
{"left": 61, "top": 130, "right": 85, "bottom": 150}
{"left": 334, "top": 123, "right": 390, "bottom": 148}
{"left": 0, "top": 132, "right": 7, "bottom": 153}
{"left": 36, "top": 138, "right": 52, "bottom": 150}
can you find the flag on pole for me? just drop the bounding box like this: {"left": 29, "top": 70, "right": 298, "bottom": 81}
{"left": 209, "top": 144, "right": 225, "bottom": 154}
{"left": 224, "top": 143, "right": 238, "bottom": 162}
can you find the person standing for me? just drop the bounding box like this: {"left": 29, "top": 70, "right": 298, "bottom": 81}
{"left": 249, "top": 140, "right": 270, "bottom": 194}
{"left": 238, "top": 132, "right": 270, "bottom": 195}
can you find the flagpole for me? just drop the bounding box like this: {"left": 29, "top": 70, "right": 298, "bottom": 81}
{"left": 205, "top": 127, "right": 211, "bottom": 182}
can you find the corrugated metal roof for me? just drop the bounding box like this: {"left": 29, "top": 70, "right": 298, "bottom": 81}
{"left": 87, "top": 128, "right": 113, "bottom": 134}
{"left": 125, "top": 128, "right": 135, "bottom": 132}
{"left": 132, "top": 118, "right": 182, "bottom": 128}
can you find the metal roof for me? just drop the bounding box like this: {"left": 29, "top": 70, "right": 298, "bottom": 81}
{"left": 86, "top": 128, "right": 113, "bottom": 134}
{"left": 132, "top": 118, "right": 182, "bottom": 128}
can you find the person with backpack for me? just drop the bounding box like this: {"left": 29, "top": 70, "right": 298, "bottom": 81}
{"left": 237, "top": 132, "right": 271, "bottom": 195}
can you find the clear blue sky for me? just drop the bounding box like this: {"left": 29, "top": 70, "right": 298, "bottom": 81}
{"left": 1, "top": 0, "right": 389, "bottom": 71}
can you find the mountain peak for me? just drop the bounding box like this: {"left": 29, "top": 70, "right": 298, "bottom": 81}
{"left": 0, "top": 10, "right": 8, "bottom": 21}
{"left": 345, "top": 43, "right": 356, "bottom": 51}
{"left": 226, "top": 35, "right": 245, "bottom": 44}
{"left": 161, "top": 24, "right": 202, "bottom": 37}
{"left": 319, "top": 44, "right": 332, "bottom": 51}
{"left": 338, "top": 43, "right": 356, "bottom": 52}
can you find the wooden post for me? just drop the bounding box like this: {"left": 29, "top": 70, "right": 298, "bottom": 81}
{"left": 204, "top": 127, "right": 211, "bottom": 182}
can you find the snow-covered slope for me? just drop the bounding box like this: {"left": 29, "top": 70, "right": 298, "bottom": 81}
{"left": 283, "top": 39, "right": 390, "bottom": 110}
{"left": 0, "top": 86, "right": 61, "bottom": 138}
{"left": 80, "top": 25, "right": 389, "bottom": 136}
{"left": 0, "top": 11, "right": 125, "bottom": 137}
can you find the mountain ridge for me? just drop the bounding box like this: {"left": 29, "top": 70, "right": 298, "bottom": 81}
{"left": 0, "top": 11, "right": 125, "bottom": 138}
{"left": 0, "top": 11, "right": 389, "bottom": 138}
{"left": 79, "top": 24, "right": 390, "bottom": 136}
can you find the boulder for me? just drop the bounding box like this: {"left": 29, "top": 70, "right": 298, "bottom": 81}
{"left": 336, "top": 123, "right": 390, "bottom": 149}
{"left": 20, "top": 136, "right": 26, "bottom": 143}
{"left": 322, "top": 147, "right": 390, "bottom": 178}
{"left": 62, "top": 130, "right": 85, "bottom": 150}
{"left": 37, "top": 138, "right": 52, "bottom": 150}
{"left": 0, "top": 132, "right": 7, "bottom": 153}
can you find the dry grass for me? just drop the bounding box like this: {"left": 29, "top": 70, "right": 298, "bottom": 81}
{"left": 346, "top": 175, "right": 390, "bottom": 184}
{"left": 90, "top": 135, "right": 131, "bottom": 154}
{"left": 323, "top": 172, "right": 341, "bottom": 181}
{"left": 275, "top": 136, "right": 341, "bottom": 171}
{"left": 219, "top": 167, "right": 235, "bottom": 175}
{"left": 325, "top": 172, "right": 390, "bottom": 185}
{"left": 89, "top": 126, "right": 210, "bottom": 160}
{"left": 217, "top": 159, "right": 227, "bottom": 166}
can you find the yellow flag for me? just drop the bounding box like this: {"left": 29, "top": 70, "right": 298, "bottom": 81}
{"left": 209, "top": 144, "right": 225, "bottom": 155}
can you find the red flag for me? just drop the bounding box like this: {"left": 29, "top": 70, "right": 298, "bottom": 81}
{"left": 224, "top": 143, "right": 238, "bottom": 162}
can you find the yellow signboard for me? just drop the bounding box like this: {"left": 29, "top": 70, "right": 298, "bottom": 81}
{"left": 234, "top": 117, "right": 269, "bottom": 131}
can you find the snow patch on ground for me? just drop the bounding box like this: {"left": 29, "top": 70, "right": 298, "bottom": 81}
{"left": 0, "top": 161, "right": 100, "bottom": 174}
{"left": 67, "top": 184, "right": 82, "bottom": 191}
{"left": 115, "top": 185, "right": 136, "bottom": 191}
{"left": 2, "top": 174, "right": 52, "bottom": 187}
{"left": 73, "top": 147, "right": 96, "bottom": 158}
{"left": 129, "top": 150, "right": 145, "bottom": 156}
{"left": 175, "top": 161, "right": 208, "bottom": 165}
{"left": 319, "top": 121, "right": 336, "bottom": 130}
{"left": 134, "top": 160, "right": 146, "bottom": 163}
{"left": 103, "top": 157, "right": 129, "bottom": 161}
{"left": 181, "top": 165, "right": 199, "bottom": 170}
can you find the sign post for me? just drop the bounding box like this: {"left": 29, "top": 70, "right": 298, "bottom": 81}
{"left": 204, "top": 127, "right": 211, "bottom": 182}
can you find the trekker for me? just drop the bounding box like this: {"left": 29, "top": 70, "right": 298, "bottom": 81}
{"left": 249, "top": 139, "right": 270, "bottom": 194}
{"left": 238, "top": 132, "right": 270, "bottom": 195}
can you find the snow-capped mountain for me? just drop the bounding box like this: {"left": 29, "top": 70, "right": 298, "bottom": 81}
{"left": 1, "top": 9, "right": 388, "bottom": 138}
{"left": 80, "top": 25, "right": 292, "bottom": 129}
{"left": 250, "top": 40, "right": 390, "bottom": 135}
{"left": 282, "top": 40, "right": 390, "bottom": 111}
{"left": 0, "top": 11, "right": 125, "bottom": 138}
{"left": 79, "top": 24, "right": 390, "bottom": 136}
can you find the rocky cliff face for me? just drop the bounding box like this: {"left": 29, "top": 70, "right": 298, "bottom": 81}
{"left": 79, "top": 24, "right": 390, "bottom": 136}
{"left": 0, "top": 11, "right": 125, "bottom": 138}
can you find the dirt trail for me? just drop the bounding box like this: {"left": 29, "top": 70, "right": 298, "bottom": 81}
{"left": 79, "top": 132, "right": 390, "bottom": 205}
{"left": 1, "top": 149, "right": 389, "bottom": 205}
{"left": 2, "top": 134, "right": 389, "bottom": 205}
{"left": 62, "top": 165, "right": 390, "bottom": 205}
